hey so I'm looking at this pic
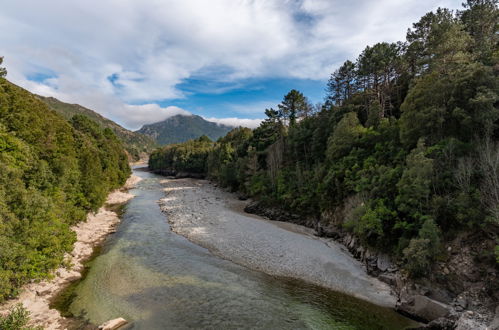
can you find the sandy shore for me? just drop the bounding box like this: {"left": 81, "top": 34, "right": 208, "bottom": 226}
{"left": 159, "top": 178, "right": 397, "bottom": 308}
{"left": 0, "top": 175, "right": 142, "bottom": 330}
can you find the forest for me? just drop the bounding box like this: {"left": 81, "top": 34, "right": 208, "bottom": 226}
{"left": 149, "top": 0, "right": 499, "bottom": 277}
{"left": 0, "top": 70, "right": 130, "bottom": 301}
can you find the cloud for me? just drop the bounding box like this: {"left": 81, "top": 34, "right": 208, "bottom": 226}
{"left": 203, "top": 117, "right": 263, "bottom": 129}
{"left": 0, "top": 0, "right": 463, "bottom": 129}
{"left": 228, "top": 100, "right": 280, "bottom": 115}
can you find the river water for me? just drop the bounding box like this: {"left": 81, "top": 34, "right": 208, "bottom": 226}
{"left": 67, "top": 169, "right": 417, "bottom": 329}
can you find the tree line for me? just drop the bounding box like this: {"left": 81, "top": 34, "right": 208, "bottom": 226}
{"left": 0, "top": 76, "right": 130, "bottom": 301}
{"left": 149, "top": 0, "right": 499, "bottom": 276}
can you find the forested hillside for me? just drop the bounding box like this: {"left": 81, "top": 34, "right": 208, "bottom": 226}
{"left": 40, "top": 96, "right": 156, "bottom": 161}
{"left": 137, "top": 114, "right": 232, "bottom": 145}
{"left": 0, "top": 76, "right": 130, "bottom": 301}
{"left": 149, "top": 0, "right": 499, "bottom": 278}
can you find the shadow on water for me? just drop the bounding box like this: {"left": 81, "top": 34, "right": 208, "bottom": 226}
{"left": 61, "top": 168, "right": 419, "bottom": 329}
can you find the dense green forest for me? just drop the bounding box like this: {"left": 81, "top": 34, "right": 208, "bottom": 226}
{"left": 137, "top": 114, "right": 232, "bottom": 145}
{"left": 0, "top": 71, "right": 130, "bottom": 301}
{"left": 40, "top": 96, "right": 156, "bottom": 161}
{"left": 150, "top": 0, "right": 499, "bottom": 276}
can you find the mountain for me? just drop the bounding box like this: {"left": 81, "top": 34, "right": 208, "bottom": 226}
{"left": 39, "top": 96, "right": 156, "bottom": 160}
{"left": 136, "top": 114, "right": 233, "bottom": 145}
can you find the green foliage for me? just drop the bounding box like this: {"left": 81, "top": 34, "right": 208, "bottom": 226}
{"left": 0, "top": 79, "right": 130, "bottom": 301}
{"left": 149, "top": 135, "right": 213, "bottom": 175}
{"left": 278, "top": 89, "right": 311, "bottom": 126}
{"left": 0, "top": 304, "right": 42, "bottom": 330}
{"left": 326, "top": 112, "right": 367, "bottom": 160}
{"left": 402, "top": 238, "right": 433, "bottom": 277}
{"left": 40, "top": 96, "right": 156, "bottom": 161}
{"left": 149, "top": 1, "right": 499, "bottom": 272}
{"left": 0, "top": 57, "right": 6, "bottom": 78}
{"left": 395, "top": 140, "right": 433, "bottom": 228}
{"left": 403, "top": 218, "right": 442, "bottom": 277}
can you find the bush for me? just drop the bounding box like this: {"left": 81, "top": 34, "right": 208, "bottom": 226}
{"left": 403, "top": 238, "right": 432, "bottom": 277}
{"left": 403, "top": 218, "right": 442, "bottom": 277}
{"left": 0, "top": 304, "right": 42, "bottom": 330}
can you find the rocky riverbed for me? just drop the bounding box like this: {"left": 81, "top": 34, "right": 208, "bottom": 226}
{"left": 158, "top": 177, "right": 397, "bottom": 308}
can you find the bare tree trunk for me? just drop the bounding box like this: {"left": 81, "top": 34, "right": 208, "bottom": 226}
{"left": 477, "top": 136, "right": 499, "bottom": 223}
{"left": 267, "top": 138, "right": 284, "bottom": 191}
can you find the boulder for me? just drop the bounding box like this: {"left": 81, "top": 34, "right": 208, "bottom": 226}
{"left": 408, "top": 317, "right": 456, "bottom": 329}
{"left": 376, "top": 254, "right": 392, "bottom": 272}
{"left": 397, "top": 295, "right": 451, "bottom": 322}
{"left": 98, "top": 318, "right": 128, "bottom": 330}
{"left": 378, "top": 273, "right": 396, "bottom": 286}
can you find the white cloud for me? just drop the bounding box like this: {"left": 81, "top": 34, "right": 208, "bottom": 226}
{"left": 0, "top": 0, "right": 463, "bottom": 129}
{"left": 228, "top": 100, "right": 280, "bottom": 115}
{"left": 203, "top": 117, "right": 263, "bottom": 129}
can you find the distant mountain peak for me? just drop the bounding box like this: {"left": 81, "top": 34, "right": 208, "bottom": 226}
{"left": 137, "top": 114, "right": 233, "bottom": 145}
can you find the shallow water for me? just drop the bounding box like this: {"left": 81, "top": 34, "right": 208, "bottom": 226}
{"left": 68, "top": 169, "right": 417, "bottom": 329}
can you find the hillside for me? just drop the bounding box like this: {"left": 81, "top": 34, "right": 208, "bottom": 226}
{"left": 137, "top": 114, "right": 233, "bottom": 145}
{"left": 0, "top": 78, "right": 130, "bottom": 301}
{"left": 39, "top": 96, "right": 156, "bottom": 160}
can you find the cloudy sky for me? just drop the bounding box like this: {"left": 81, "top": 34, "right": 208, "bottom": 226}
{"left": 1, "top": 0, "right": 462, "bottom": 130}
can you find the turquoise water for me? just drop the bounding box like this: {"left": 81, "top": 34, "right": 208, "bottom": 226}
{"left": 67, "top": 169, "right": 417, "bottom": 329}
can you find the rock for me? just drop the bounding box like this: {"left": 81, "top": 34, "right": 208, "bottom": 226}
{"left": 378, "top": 273, "right": 396, "bottom": 286}
{"left": 454, "top": 311, "right": 485, "bottom": 330}
{"left": 455, "top": 296, "right": 468, "bottom": 309}
{"left": 348, "top": 237, "right": 356, "bottom": 249}
{"left": 377, "top": 254, "right": 391, "bottom": 272}
{"left": 409, "top": 317, "right": 456, "bottom": 329}
{"left": 36, "top": 289, "right": 52, "bottom": 296}
{"left": 426, "top": 317, "right": 456, "bottom": 329}
{"left": 488, "top": 306, "right": 499, "bottom": 330}
{"left": 397, "top": 295, "right": 452, "bottom": 323}
{"left": 98, "top": 317, "right": 128, "bottom": 330}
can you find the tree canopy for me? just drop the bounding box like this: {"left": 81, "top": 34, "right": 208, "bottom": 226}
{"left": 149, "top": 2, "right": 499, "bottom": 277}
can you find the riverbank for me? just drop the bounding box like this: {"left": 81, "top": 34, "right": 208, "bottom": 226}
{"left": 0, "top": 175, "right": 141, "bottom": 329}
{"left": 158, "top": 177, "right": 397, "bottom": 308}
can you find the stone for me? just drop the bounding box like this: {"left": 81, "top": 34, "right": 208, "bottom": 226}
{"left": 454, "top": 312, "right": 485, "bottom": 330}
{"left": 36, "top": 289, "right": 52, "bottom": 296}
{"left": 376, "top": 254, "right": 391, "bottom": 272}
{"left": 378, "top": 273, "right": 396, "bottom": 286}
{"left": 426, "top": 317, "right": 456, "bottom": 330}
{"left": 98, "top": 318, "right": 128, "bottom": 330}
{"left": 488, "top": 306, "right": 499, "bottom": 330}
{"left": 397, "top": 295, "right": 452, "bottom": 323}
{"left": 455, "top": 296, "right": 468, "bottom": 309}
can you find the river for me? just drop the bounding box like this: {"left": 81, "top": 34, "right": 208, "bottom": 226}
{"left": 64, "top": 168, "right": 417, "bottom": 329}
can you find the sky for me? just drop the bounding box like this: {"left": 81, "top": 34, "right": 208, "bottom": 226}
{"left": 0, "top": 0, "right": 462, "bottom": 130}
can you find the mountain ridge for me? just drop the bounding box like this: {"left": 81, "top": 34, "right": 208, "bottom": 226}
{"left": 137, "top": 114, "right": 233, "bottom": 145}
{"left": 39, "top": 96, "right": 156, "bottom": 160}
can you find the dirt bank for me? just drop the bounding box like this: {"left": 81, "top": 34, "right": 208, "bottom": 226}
{"left": 0, "top": 175, "right": 142, "bottom": 330}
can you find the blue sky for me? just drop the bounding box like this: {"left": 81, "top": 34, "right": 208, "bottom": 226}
{"left": 163, "top": 78, "right": 326, "bottom": 120}
{"left": 0, "top": 0, "right": 462, "bottom": 130}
